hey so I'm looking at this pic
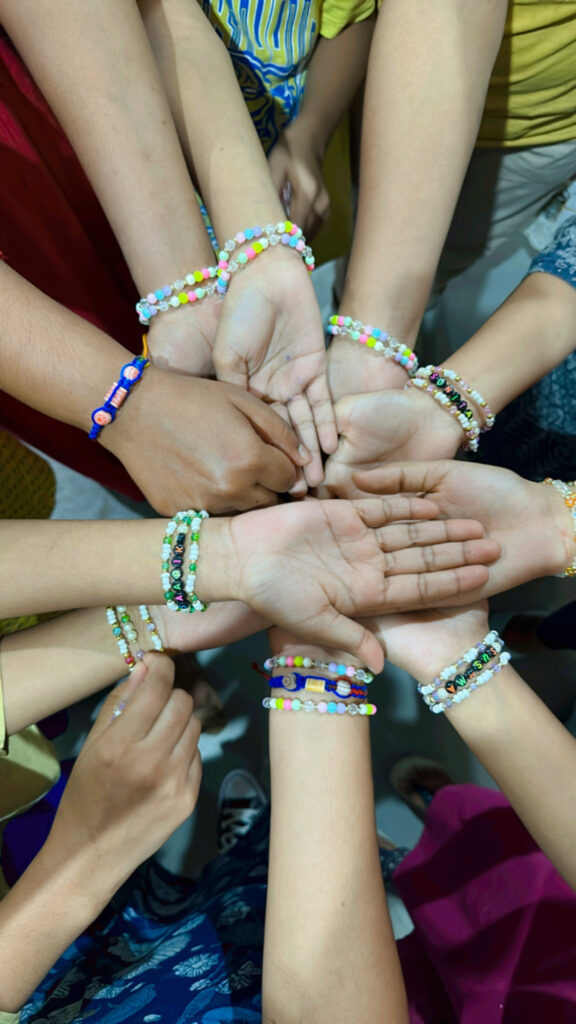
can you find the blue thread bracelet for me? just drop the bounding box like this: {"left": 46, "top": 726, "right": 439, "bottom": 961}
{"left": 267, "top": 672, "right": 368, "bottom": 700}
{"left": 89, "top": 349, "right": 149, "bottom": 441}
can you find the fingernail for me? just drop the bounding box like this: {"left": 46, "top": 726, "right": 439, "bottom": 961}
{"left": 298, "top": 443, "right": 312, "bottom": 464}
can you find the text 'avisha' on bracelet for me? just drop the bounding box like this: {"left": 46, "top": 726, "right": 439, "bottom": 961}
{"left": 89, "top": 337, "right": 149, "bottom": 441}
{"left": 327, "top": 315, "right": 418, "bottom": 373}
{"left": 135, "top": 221, "right": 315, "bottom": 325}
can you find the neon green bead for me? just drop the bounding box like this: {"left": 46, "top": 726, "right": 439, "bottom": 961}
{"left": 294, "top": 656, "right": 304, "bottom": 667}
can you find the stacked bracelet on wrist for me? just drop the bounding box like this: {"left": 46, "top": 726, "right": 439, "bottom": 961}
{"left": 161, "top": 510, "right": 210, "bottom": 613}
{"left": 418, "top": 630, "right": 510, "bottom": 714}
{"left": 406, "top": 366, "right": 495, "bottom": 453}
{"left": 89, "top": 342, "right": 149, "bottom": 441}
{"left": 136, "top": 221, "right": 315, "bottom": 325}
{"left": 263, "top": 655, "right": 373, "bottom": 685}
{"left": 327, "top": 315, "right": 418, "bottom": 374}
{"left": 263, "top": 696, "right": 377, "bottom": 716}
{"left": 267, "top": 672, "right": 368, "bottom": 700}
{"left": 106, "top": 604, "right": 164, "bottom": 672}
{"left": 543, "top": 478, "right": 576, "bottom": 577}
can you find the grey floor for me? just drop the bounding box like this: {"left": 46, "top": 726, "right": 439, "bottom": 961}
{"left": 48, "top": 180, "right": 576, "bottom": 940}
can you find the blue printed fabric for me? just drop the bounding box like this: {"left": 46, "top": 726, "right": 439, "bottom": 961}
{"left": 475, "top": 215, "right": 576, "bottom": 480}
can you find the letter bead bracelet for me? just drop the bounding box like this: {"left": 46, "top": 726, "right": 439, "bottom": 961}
{"left": 414, "top": 366, "right": 495, "bottom": 431}
{"left": 327, "top": 315, "right": 418, "bottom": 373}
{"left": 162, "top": 510, "right": 210, "bottom": 613}
{"left": 543, "top": 478, "right": 576, "bottom": 577}
{"left": 418, "top": 630, "right": 510, "bottom": 714}
{"left": 136, "top": 222, "right": 315, "bottom": 324}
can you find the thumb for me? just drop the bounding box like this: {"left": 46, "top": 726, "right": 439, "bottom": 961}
{"left": 303, "top": 609, "right": 385, "bottom": 675}
{"left": 239, "top": 392, "right": 312, "bottom": 468}
{"left": 83, "top": 659, "right": 148, "bottom": 750}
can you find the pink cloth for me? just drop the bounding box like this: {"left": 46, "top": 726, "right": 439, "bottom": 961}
{"left": 394, "top": 785, "right": 576, "bottom": 1023}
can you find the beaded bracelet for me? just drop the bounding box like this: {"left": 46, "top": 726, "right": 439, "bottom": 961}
{"left": 263, "top": 655, "right": 373, "bottom": 685}
{"left": 405, "top": 377, "right": 480, "bottom": 452}
{"left": 543, "top": 478, "right": 576, "bottom": 577}
{"left": 89, "top": 344, "right": 149, "bottom": 440}
{"left": 267, "top": 672, "right": 368, "bottom": 700}
{"left": 415, "top": 366, "right": 495, "bottom": 431}
{"left": 137, "top": 605, "right": 165, "bottom": 652}
{"left": 162, "top": 510, "right": 210, "bottom": 613}
{"left": 136, "top": 221, "right": 315, "bottom": 324}
{"left": 418, "top": 630, "right": 503, "bottom": 695}
{"left": 327, "top": 315, "right": 418, "bottom": 374}
{"left": 263, "top": 696, "right": 377, "bottom": 716}
{"left": 422, "top": 652, "right": 512, "bottom": 714}
{"left": 106, "top": 605, "right": 165, "bottom": 672}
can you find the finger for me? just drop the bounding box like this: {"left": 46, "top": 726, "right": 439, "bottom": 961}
{"left": 305, "top": 373, "right": 338, "bottom": 455}
{"left": 352, "top": 462, "right": 452, "bottom": 497}
{"left": 143, "top": 687, "right": 195, "bottom": 756}
{"left": 286, "top": 392, "right": 325, "bottom": 487}
{"left": 239, "top": 391, "right": 312, "bottom": 468}
{"left": 257, "top": 445, "right": 301, "bottom": 494}
{"left": 384, "top": 537, "right": 501, "bottom": 577}
{"left": 376, "top": 519, "right": 486, "bottom": 551}
{"left": 299, "top": 606, "right": 385, "bottom": 674}
{"left": 349, "top": 496, "right": 440, "bottom": 526}
{"left": 287, "top": 467, "right": 309, "bottom": 498}
{"left": 83, "top": 659, "right": 149, "bottom": 750}
{"left": 171, "top": 713, "right": 202, "bottom": 772}
{"left": 366, "top": 565, "right": 491, "bottom": 614}
{"left": 111, "top": 653, "right": 176, "bottom": 742}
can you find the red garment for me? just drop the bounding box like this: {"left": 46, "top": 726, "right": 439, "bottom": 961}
{"left": 394, "top": 785, "right": 576, "bottom": 1023}
{"left": 0, "top": 32, "right": 144, "bottom": 498}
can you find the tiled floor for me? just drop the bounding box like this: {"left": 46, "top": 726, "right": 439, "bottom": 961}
{"left": 48, "top": 182, "right": 576, "bottom": 938}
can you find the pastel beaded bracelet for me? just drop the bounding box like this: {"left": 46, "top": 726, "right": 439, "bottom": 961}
{"left": 543, "top": 478, "right": 576, "bottom": 577}
{"left": 263, "top": 696, "right": 377, "bottom": 716}
{"left": 89, "top": 344, "right": 149, "bottom": 440}
{"left": 327, "top": 315, "right": 418, "bottom": 373}
{"left": 263, "top": 655, "right": 373, "bottom": 685}
{"left": 267, "top": 672, "right": 368, "bottom": 700}
{"left": 414, "top": 366, "right": 495, "bottom": 431}
{"left": 406, "top": 376, "right": 480, "bottom": 452}
{"left": 136, "top": 221, "right": 315, "bottom": 324}
{"left": 162, "top": 510, "right": 210, "bottom": 613}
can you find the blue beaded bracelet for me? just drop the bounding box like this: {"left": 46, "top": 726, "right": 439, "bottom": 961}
{"left": 89, "top": 348, "right": 149, "bottom": 441}
{"left": 268, "top": 672, "right": 368, "bottom": 700}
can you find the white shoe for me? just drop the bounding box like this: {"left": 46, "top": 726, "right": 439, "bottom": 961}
{"left": 217, "top": 769, "right": 267, "bottom": 853}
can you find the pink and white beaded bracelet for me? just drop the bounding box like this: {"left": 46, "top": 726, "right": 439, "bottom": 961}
{"left": 327, "top": 315, "right": 418, "bottom": 373}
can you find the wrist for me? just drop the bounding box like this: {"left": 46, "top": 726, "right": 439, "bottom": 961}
{"left": 284, "top": 114, "right": 328, "bottom": 161}
{"left": 30, "top": 835, "right": 112, "bottom": 922}
{"left": 194, "top": 517, "right": 237, "bottom": 603}
{"left": 540, "top": 479, "right": 576, "bottom": 575}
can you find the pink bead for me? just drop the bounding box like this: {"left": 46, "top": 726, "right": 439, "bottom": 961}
{"left": 359, "top": 334, "right": 368, "bottom": 344}
{"left": 346, "top": 666, "right": 356, "bottom": 677}
{"left": 296, "top": 240, "right": 305, "bottom": 252}
{"left": 103, "top": 383, "right": 117, "bottom": 402}
{"left": 146, "top": 293, "right": 158, "bottom": 304}
{"left": 188, "top": 291, "right": 197, "bottom": 302}
{"left": 246, "top": 248, "right": 256, "bottom": 260}
{"left": 337, "top": 316, "right": 345, "bottom": 326}
{"left": 94, "top": 410, "right": 112, "bottom": 426}
{"left": 219, "top": 271, "right": 231, "bottom": 282}
{"left": 123, "top": 365, "right": 140, "bottom": 381}
{"left": 218, "top": 260, "right": 228, "bottom": 269}
{"left": 201, "top": 268, "right": 210, "bottom": 279}
{"left": 284, "top": 699, "right": 292, "bottom": 711}
{"left": 317, "top": 701, "right": 327, "bottom": 714}
{"left": 286, "top": 656, "right": 294, "bottom": 667}
{"left": 290, "top": 224, "right": 298, "bottom": 235}
{"left": 110, "top": 387, "right": 128, "bottom": 409}
{"left": 235, "top": 232, "right": 246, "bottom": 244}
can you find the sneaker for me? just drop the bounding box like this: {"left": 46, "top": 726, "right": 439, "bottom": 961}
{"left": 389, "top": 756, "right": 457, "bottom": 822}
{"left": 217, "top": 769, "right": 267, "bottom": 853}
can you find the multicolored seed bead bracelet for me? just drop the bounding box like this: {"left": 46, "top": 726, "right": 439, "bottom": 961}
{"left": 263, "top": 655, "right": 373, "bottom": 685}
{"left": 137, "top": 605, "right": 165, "bottom": 652}
{"left": 268, "top": 672, "right": 368, "bottom": 700}
{"left": 414, "top": 366, "right": 495, "bottom": 431}
{"left": 406, "top": 376, "right": 480, "bottom": 452}
{"left": 89, "top": 343, "right": 149, "bottom": 440}
{"left": 327, "top": 316, "right": 418, "bottom": 373}
{"left": 106, "top": 605, "right": 138, "bottom": 672}
{"left": 136, "top": 221, "right": 315, "bottom": 324}
{"left": 263, "top": 696, "right": 377, "bottom": 716}
{"left": 543, "top": 478, "right": 576, "bottom": 577}
{"left": 162, "top": 510, "right": 210, "bottom": 613}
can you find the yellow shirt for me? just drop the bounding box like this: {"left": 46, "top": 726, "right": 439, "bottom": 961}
{"left": 479, "top": 1, "right": 576, "bottom": 147}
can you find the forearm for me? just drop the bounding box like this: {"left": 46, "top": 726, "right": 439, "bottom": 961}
{"left": 1, "top": 0, "right": 214, "bottom": 292}
{"left": 342, "top": 0, "right": 507, "bottom": 342}
{"left": 138, "top": 0, "right": 285, "bottom": 239}
{"left": 443, "top": 272, "right": 576, "bottom": 414}
{"left": 263, "top": 639, "right": 407, "bottom": 1024}
{"left": 294, "top": 21, "right": 375, "bottom": 157}
{"left": 0, "top": 843, "right": 108, "bottom": 1013}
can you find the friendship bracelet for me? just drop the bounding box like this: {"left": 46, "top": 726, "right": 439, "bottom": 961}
{"left": 418, "top": 630, "right": 503, "bottom": 695}
{"left": 415, "top": 366, "right": 495, "bottom": 431}
{"left": 327, "top": 315, "right": 418, "bottom": 374}
{"left": 89, "top": 344, "right": 149, "bottom": 440}
{"left": 267, "top": 672, "right": 368, "bottom": 700}
{"left": 137, "top": 605, "right": 165, "bottom": 652}
{"left": 421, "top": 652, "right": 512, "bottom": 714}
{"left": 405, "top": 377, "right": 480, "bottom": 452}
{"left": 263, "top": 655, "right": 373, "bottom": 685}
{"left": 106, "top": 606, "right": 138, "bottom": 671}
{"left": 263, "top": 696, "right": 377, "bottom": 716}
{"left": 543, "top": 478, "right": 576, "bottom": 577}
{"left": 162, "top": 510, "right": 210, "bottom": 613}
{"left": 136, "top": 221, "right": 315, "bottom": 324}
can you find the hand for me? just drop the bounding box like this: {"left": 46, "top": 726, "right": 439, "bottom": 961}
{"left": 362, "top": 603, "right": 490, "bottom": 683}
{"left": 211, "top": 246, "right": 338, "bottom": 487}
{"left": 328, "top": 333, "right": 411, "bottom": 404}
{"left": 146, "top": 297, "right": 221, "bottom": 376}
{"left": 354, "top": 460, "right": 575, "bottom": 599}
{"left": 153, "top": 600, "right": 269, "bottom": 655}
{"left": 268, "top": 123, "right": 330, "bottom": 238}
{"left": 43, "top": 655, "right": 201, "bottom": 898}
{"left": 102, "top": 366, "right": 309, "bottom": 513}
{"left": 197, "top": 497, "right": 501, "bottom": 672}
{"left": 318, "top": 388, "right": 462, "bottom": 498}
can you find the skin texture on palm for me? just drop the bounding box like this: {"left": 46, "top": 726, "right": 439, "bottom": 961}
{"left": 354, "top": 461, "right": 575, "bottom": 600}
{"left": 318, "top": 388, "right": 462, "bottom": 498}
